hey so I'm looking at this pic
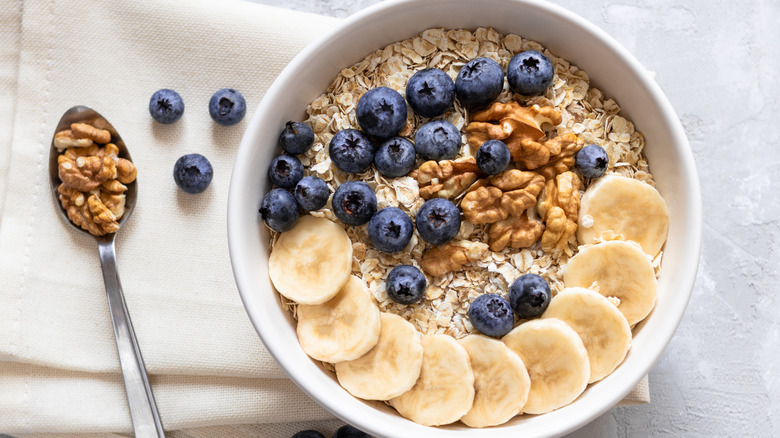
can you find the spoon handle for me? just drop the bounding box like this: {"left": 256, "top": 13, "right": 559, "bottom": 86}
{"left": 98, "top": 238, "right": 166, "bottom": 438}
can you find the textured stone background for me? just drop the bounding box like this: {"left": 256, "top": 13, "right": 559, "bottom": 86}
{"left": 244, "top": 0, "right": 780, "bottom": 436}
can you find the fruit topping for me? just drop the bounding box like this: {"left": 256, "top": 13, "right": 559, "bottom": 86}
{"left": 385, "top": 265, "right": 426, "bottom": 305}
{"left": 454, "top": 57, "right": 504, "bottom": 109}
{"left": 406, "top": 68, "right": 455, "bottom": 118}
{"left": 508, "top": 273, "right": 551, "bottom": 319}
{"left": 373, "top": 137, "right": 416, "bottom": 178}
{"left": 259, "top": 188, "right": 299, "bottom": 233}
{"left": 414, "top": 198, "right": 461, "bottom": 245}
{"left": 294, "top": 175, "right": 329, "bottom": 211}
{"left": 575, "top": 144, "right": 609, "bottom": 178}
{"left": 468, "top": 293, "right": 514, "bottom": 338}
{"left": 476, "top": 139, "right": 511, "bottom": 175}
{"left": 332, "top": 181, "right": 377, "bottom": 226}
{"left": 268, "top": 154, "right": 304, "bottom": 189}
{"left": 356, "top": 87, "right": 407, "bottom": 138}
{"left": 367, "top": 207, "right": 413, "bottom": 253}
{"left": 414, "top": 119, "right": 461, "bottom": 161}
{"left": 507, "top": 50, "right": 554, "bottom": 96}
{"left": 329, "top": 129, "right": 376, "bottom": 174}
{"left": 279, "top": 121, "right": 315, "bottom": 155}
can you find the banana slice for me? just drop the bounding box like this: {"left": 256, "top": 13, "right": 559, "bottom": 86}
{"left": 269, "top": 215, "right": 352, "bottom": 305}
{"left": 390, "top": 334, "right": 475, "bottom": 426}
{"left": 577, "top": 174, "right": 669, "bottom": 256}
{"left": 335, "top": 313, "right": 423, "bottom": 400}
{"left": 502, "top": 318, "right": 589, "bottom": 415}
{"left": 542, "top": 288, "right": 632, "bottom": 383}
{"left": 458, "top": 334, "right": 530, "bottom": 428}
{"left": 563, "top": 240, "right": 656, "bottom": 326}
{"left": 296, "top": 276, "right": 380, "bottom": 363}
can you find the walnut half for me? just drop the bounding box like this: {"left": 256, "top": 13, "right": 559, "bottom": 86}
{"left": 461, "top": 169, "right": 545, "bottom": 224}
{"left": 410, "top": 157, "right": 480, "bottom": 200}
{"left": 488, "top": 213, "right": 544, "bottom": 252}
{"left": 420, "top": 240, "right": 488, "bottom": 277}
{"left": 537, "top": 171, "right": 581, "bottom": 252}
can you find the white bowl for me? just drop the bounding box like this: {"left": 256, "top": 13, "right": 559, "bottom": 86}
{"left": 228, "top": 0, "right": 702, "bottom": 436}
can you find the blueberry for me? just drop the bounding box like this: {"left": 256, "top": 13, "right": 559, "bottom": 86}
{"left": 507, "top": 50, "right": 554, "bottom": 96}
{"left": 291, "top": 430, "right": 325, "bottom": 438}
{"left": 268, "top": 155, "right": 303, "bottom": 189}
{"left": 356, "top": 87, "right": 407, "bottom": 138}
{"left": 575, "top": 144, "right": 609, "bottom": 178}
{"left": 509, "top": 273, "right": 551, "bottom": 319}
{"left": 468, "top": 293, "right": 515, "bottom": 338}
{"left": 414, "top": 120, "right": 461, "bottom": 161}
{"left": 454, "top": 57, "right": 504, "bottom": 109}
{"left": 374, "top": 137, "right": 416, "bottom": 178}
{"left": 476, "top": 140, "right": 511, "bottom": 175}
{"left": 173, "top": 153, "right": 213, "bottom": 194}
{"left": 149, "top": 89, "right": 184, "bottom": 124}
{"left": 332, "top": 181, "right": 377, "bottom": 226}
{"left": 386, "top": 265, "right": 426, "bottom": 305}
{"left": 259, "top": 188, "right": 299, "bottom": 232}
{"left": 209, "top": 88, "right": 246, "bottom": 126}
{"left": 329, "top": 129, "right": 375, "bottom": 173}
{"left": 294, "top": 176, "right": 329, "bottom": 211}
{"left": 415, "top": 198, "right": 461, "bottom": 245}
{"left": 405, "top": 68, "right": 456, "bottom": 118}
{"left": 368, "top": 207, "right": 413, "bottom": 253}
{"left": 332, "top": 425, "right": 371, "bottom": 438}
{"left": 279, "top": 121, "right": 314, "bottom": 155}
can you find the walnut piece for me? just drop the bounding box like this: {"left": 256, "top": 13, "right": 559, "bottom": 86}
{"left": 71, "top": 123, "right": 111, "bottom": 144}
{"left": 537, "top": 171, "right": 581, "bottom": 252}
{"left": 465, "top": 101, "right": 562, "bottom": 169}
{"left": 461, "top": 169, "right": 545, "bottom": 224}
{"left": 58, "top": 154, "right": 117, "bottom": 192}
{"left": 98, "top": 180, "right": 128, "bottom": 218}
{"left": 54, "top": 129, "right": 93, "bottom": 150}
{"left": 421, "top": 240, "right": 489, "bottom": 277}
{"left": 116, "top": 158, "right": 137, "bottom": 184}
{"left": 488, "top": 213, "right": 544, "bottom": 252}
{"left": 57, "top": 184, "right": 119, "bottom": 236}
{"left": 534, "top": 133, "right": 585, "bottom": 180}
{"left": 410, "top": 157, "right": 480, "bottom": 199}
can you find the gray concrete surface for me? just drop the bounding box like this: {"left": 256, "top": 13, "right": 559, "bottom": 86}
{"left": 245, "top": 0, "right": 780, "bottom": 436}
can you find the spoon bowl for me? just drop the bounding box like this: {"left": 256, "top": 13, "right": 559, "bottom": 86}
{"left": 49, "top": 106, "right": 165, "bottom": 438}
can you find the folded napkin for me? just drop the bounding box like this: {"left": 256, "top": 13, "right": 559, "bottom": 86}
{"left": 0, "top": 0, "right": 649, "bottom": 435}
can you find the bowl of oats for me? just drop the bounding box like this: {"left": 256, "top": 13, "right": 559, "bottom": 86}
{"left": 227, "top": 0, "right": 702, "bottom": 436}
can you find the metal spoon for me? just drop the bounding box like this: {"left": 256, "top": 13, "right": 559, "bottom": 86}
{"left": 49, "top": 106, "right": 165, "bottom": 438}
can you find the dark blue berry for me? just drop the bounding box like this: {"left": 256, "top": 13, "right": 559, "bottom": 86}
{"left": 575, "top": 144, "right": 609, "bottom": 178}
{"left": 405, "top": 68, "right": 455, "bottom": 118}
{"left": 468, "top": 293, "right": 514, "bottom": 338}
{"left": 332, "top": 181, "right": 377, "bottom": 226}
{"left": 476, "top": 140, "right": 511, "bottom": 175}
{"left": 294, "top": 176, "right": 329, "bottom": 211}
{"left": 414, "top": 120, "right": 461, "bottom": 161}
{"left": 173, "top": 153, "right": 213, "bottom": 194}
{"left": 356, "top": 87, "right": 407, "bottom": 138}
{"left": 509, "top": 273, "right": 551, "bottom": 319}
{"left": 415, "top": 198, "right": 461, "bottom": 245}
{"left": 368, "top": 207, "right": 413, "bottom": 253}
{"left": 454, "top": 57, "right": 504, "bottom": 109}
{"left": 332, "top": 425, "right": 371, "bottom": 438}
{"left": 279, "top": 121, "right": 314, "bottom": 155}
{"left": 374, "top": 137, "right": 416, "bottom": 178}
{"left": 259, "top": 188, "right": 299, "bottom": 232}
{"left": 507, "top": 51, "right": 554, "bottom": 96}
{"left": 386, "top": 265, "right": 426, "bottom": 305}
{"left": 268, "top": 155, "right": 303, "bottom": 189}
{"left": 291, "top": 430, "right": 325, "bottom": 438}
{"left": 329, "top": 129, "right": 375, "bottom": 174}
{"left": 149, "top": 89, "right": 184, "bottom": 124}
{"left": 209, "top": 88, "right": 246, "bottom": 126}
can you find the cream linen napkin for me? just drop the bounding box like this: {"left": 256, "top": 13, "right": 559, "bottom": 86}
{"left": 0, "top": 0, "right": 648, "bottom": 435}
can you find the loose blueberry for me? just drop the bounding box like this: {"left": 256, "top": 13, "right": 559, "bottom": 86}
{"left": 414, "top": 120, "right": 461, "bottom": 161}
{"left": 291, "top": 430, "right": 325, "bottom": 438}
{"left": 329, "top": 129, "right": 375, "bottom": 174}
{"left": 406, "top": 68, "right": 456, "bottom": 118}
{"left": 173, "top": 153, "right": 213, "bottom": 194}
{"left": 259, "top": 188, "right": 299, "bottom": 233}
{"left": 454, "top": 57, "right": 504, "bottom": 109}
{"left": 386, "top": 265, "right": 426, "bottom": 305}
{"left": 368, "top": 207, "right": 413, "bottom": 253}
{"left": 356, "top": 87, "right": 408, "bottom": 138}
{"left": 374, "top": 137, "right": 416, "bottom": 178}
{"left": 509, "top": 273, "right": 552, "bottom": 319}
{"left": 294, "top": 176, "right": 329, "bottom": 211}
{"left": 332, "top": 181, "right": 377, "bottom": 226}
{"left": 279, "top": 121, "right": 315, "bottom": 155}
{"left": 468, "top": 293, "right": 515, "bottom": 338}
{"left": 507, "top": 50, "right": 554, "bottom": 96}
{"left": 476, "top": 139, "right": 511, "bottom": 175}
{"left": 268, "top": 154, "right": 304, "bottom": 189}
{"left": 332, "top": 425, "right": 371, "bottom": 438}
{"left": 415, "top": 198, "right": 461, "bottom": 245}
{"left": 575, "top": 144, "right": 609, "bottom": 178}
{"left": 209, "top": 88, "right": 246, "bottom": 126}
{"left": 149, "top": 89, "right": 184, "bottom": 124}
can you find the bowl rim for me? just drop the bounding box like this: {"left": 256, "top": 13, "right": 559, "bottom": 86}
{"left": 228, "top": 0, "right": 702, "bottom": 436}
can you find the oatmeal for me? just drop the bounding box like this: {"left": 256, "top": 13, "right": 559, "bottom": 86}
{"left": 271, "top": 27, "right": 655, "bottom": 339}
